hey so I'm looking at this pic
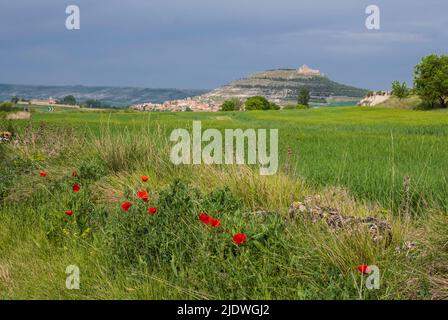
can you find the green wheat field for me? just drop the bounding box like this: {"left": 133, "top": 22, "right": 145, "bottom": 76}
{"left": 1, "top": 106, "right": 447, "bottom": 299}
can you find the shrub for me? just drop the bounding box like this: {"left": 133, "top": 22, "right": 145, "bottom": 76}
{"left": 59, "top": 95, "right": 77, "bottom": 105}
{"left": 106, "top": 179, "right": 246, "bottom": 269}
{"left": 0, "top": 102, "right": 14, "bottom": 111}
{"left": 245, "top": 96, "right": 270, "bottom": 110}
{"left": 220, "top": 100, "right": 237, "bottom": 111}
{"left": 106, "top": 179, "right": 204, "bottom": 268}
{"left": 414, "top": 54, "right": 448, "bottom": 108}
{"left": 269, "top": 102, "right": 280, "bottom": 110}
{"left": 245, "top": 96, "right": 279, "bottom": 111}
{"left": 391, "top": 81, "right": 409, "bottom": 100}
{"left": 77, "top": 158, "right": 107, "bottom": 181}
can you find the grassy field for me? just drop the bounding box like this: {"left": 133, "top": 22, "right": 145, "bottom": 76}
{"left": 0, "top": 106, "right": 447, "bottom": 299}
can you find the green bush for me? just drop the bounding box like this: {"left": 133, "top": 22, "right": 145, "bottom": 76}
{"left": 77, "top": 158, "right": 107, "bottom": 181}
{"left": 245, "top": 96, "right": 279, "bottom": 111}
{"left": 220, "top": 100, "right": 237, "bottom": 111}
{"left": 0, "top": 102, "right": 15, "bottom": 112}
{"left": 391, "top": 80, "right": 410, "bottom": 100}
{"left": 269, "top": 102, "right": 280, "bottom": 110}
{"left": 59, "top": 95, "right": 77, "bottom": 105}
{"left": 106, "top": 179, "right": 200, "bottom": 268}
{"left": 106, "top": 179, "right": 247, "bottom": 268}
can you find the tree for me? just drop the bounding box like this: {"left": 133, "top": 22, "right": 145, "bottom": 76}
{"left": 414, "top": 54, "right": 448, "bottom": 108}
{"left": 84, "top": 99, "right": 102, "bottom": 108}
{"left": 10, "top": 96, "right": 19, "bottom": 104}
{"left": 245, "top": 96, "right": 271, "bottom": 110}
{"left": 61, "top": 95, "right": 77, "bottom": 105}
{"left": 391, "top": 80, "right": 409, "bottom": 100}
{"left": 220, "top": 100, "right": 236, "bottom": 111}
{"left": 297, "top": 87, "right": 310, "bottom": 106}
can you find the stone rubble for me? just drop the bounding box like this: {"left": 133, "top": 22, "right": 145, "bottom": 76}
{"left": 288, "top": 197, "right": 392, "bottom": 244}
{"left": 0, "top": 131, "right": 12, "bottom": 143}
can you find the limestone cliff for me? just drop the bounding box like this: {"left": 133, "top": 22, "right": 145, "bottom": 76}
{"left": 203, "top": 65, "right": 369, "bottom": 105}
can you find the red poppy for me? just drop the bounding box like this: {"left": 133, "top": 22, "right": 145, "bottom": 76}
{"left": 65, "top": 210, "right": 74, "bottom": 216}
{"left": 232, "top": 233, "right": 247, "bottom": 246}
{"left": 121, "top": 202, "right": 132, "bottom": 212}
{"left": 148, "top": 207, "right": 157, "bottom": 214}
{"left": 72, "top": 184, "right": 81, "bottom": 192}
{"left": 198, "top": 214, "right": 211, "bottom": 225}
{"left": 357, "top": 264, "right": 371, "bottom": 274}
{"left": 137, "top": 190, "right": 148, "bottom": 199}
{"left": 39, "top": 171, "right": 48, "bottom": 177}
{"left": 141, "top": 176, "right": 149, "bottom": 182}
{"left": 210, "top": 218, "right": 221, "bottom": 228}
{"left": 71, "top": 170, "right": 78, "bottom": 177}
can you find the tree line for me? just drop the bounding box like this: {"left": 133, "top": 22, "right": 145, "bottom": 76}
{"left": 391, "top": 54, "right": 448, "bottom": 108}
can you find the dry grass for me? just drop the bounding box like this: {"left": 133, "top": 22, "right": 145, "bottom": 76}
{"left": 6, "top": 112, "right": 31, "bottom": 120}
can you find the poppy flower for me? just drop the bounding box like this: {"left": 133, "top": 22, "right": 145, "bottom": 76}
{"left": 147, "top": 207, "right": 157, "bottom": 214}
{"left": 232, "top": 233, "right": 247, "bottom": 246}
{"left": 210, "top": 218, "right": 221, "bottom": 228}
{"left": 72, "top": 184, "right": 81, "bottom": 192}
{"left": 199, "top": 214, "right": 211, "bottom": 225}
{"left": 121, "top": 202, "right": 132, "bottom": 212}
{"left": 137, "top": 190, "right": 148, "bottom": 199}
{"left": 71, "top": 170, "right": 78, "bottom": 177}
{"left": 357, "top": 264, "right": 371, "bottom": 274}
{"left": 39, "top": 171, "right": 48, "bottom": 177}
{"left": 141, "top": 176, "right": 149, "bottom": 182}
{"left": 65, "top": 210, "right": 74, "bottom": 216}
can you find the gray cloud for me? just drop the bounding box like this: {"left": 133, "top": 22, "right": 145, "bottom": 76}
{"left": 0, "top": 0, "right": 446, "bottom": 90}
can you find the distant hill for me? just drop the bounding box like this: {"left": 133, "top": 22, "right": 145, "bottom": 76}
{"left": 203, "top": 65, "right": 369, "bottom": 105}
{"left": 0, "top": 84, "right": 208, "bottom": 107}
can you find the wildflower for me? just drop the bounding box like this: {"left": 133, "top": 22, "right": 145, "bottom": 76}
{"left": 137, "top": 190, "right": 148, "bottom": 199}
{"left": 198, "top": 214, "right": 211, "bottom": 225}
{"left": 357, "top": 264, "right": 371, "bottom": 274}
{"left": 148, "top": 207, "right": 157, "bottom": 214}
{"left": 210, "top": 218, "right": 221, "bottom": 228}
{"left": 71, "top": 170, "right": 78, "bottom": 177}
{"left": 232, "top": 233, "right": 247, "bottom": 246}
{"left": 142, "top": 197, "right": 149, "bottom": 203}
{"left": 141, "top": 176, "right": 149, "bottom": 182}
{"left": 39, "top": 171, "right": 48, "bottom": 177}
{"left": 121, "top": 202, "right": 132, "bottom": 212}
{"left": 65, "top": 210, "right": 74, "bottom": 216}
{"left": 72, "top": 184, "right": 81, "bottom": 192}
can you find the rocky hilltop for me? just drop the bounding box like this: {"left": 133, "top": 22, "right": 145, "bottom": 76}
{"left": 203, "top": 65, "right": 369, "bottom": 105}
{"left": 132, "top": 65, "right": 369, "bottom": 112}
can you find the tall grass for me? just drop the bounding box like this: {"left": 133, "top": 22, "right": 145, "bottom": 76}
{"left": 1, "top": 109, "right": 447, "bottom": 299}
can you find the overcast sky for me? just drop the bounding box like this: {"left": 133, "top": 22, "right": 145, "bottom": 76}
{"left": 0, "top": 0, "right": 446, "bottom": 90}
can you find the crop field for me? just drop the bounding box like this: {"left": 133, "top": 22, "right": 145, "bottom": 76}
{"left": 0, "top": 106, "right": 447, "bottom": 299}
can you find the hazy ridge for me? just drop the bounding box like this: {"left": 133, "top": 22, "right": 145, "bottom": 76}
{"left": 0, "top": 83, "right": 208, "bottom": 106}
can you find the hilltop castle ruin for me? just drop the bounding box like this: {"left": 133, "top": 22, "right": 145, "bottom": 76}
{"left": 297, "top": 64, "right": 321, "bottom": 76}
